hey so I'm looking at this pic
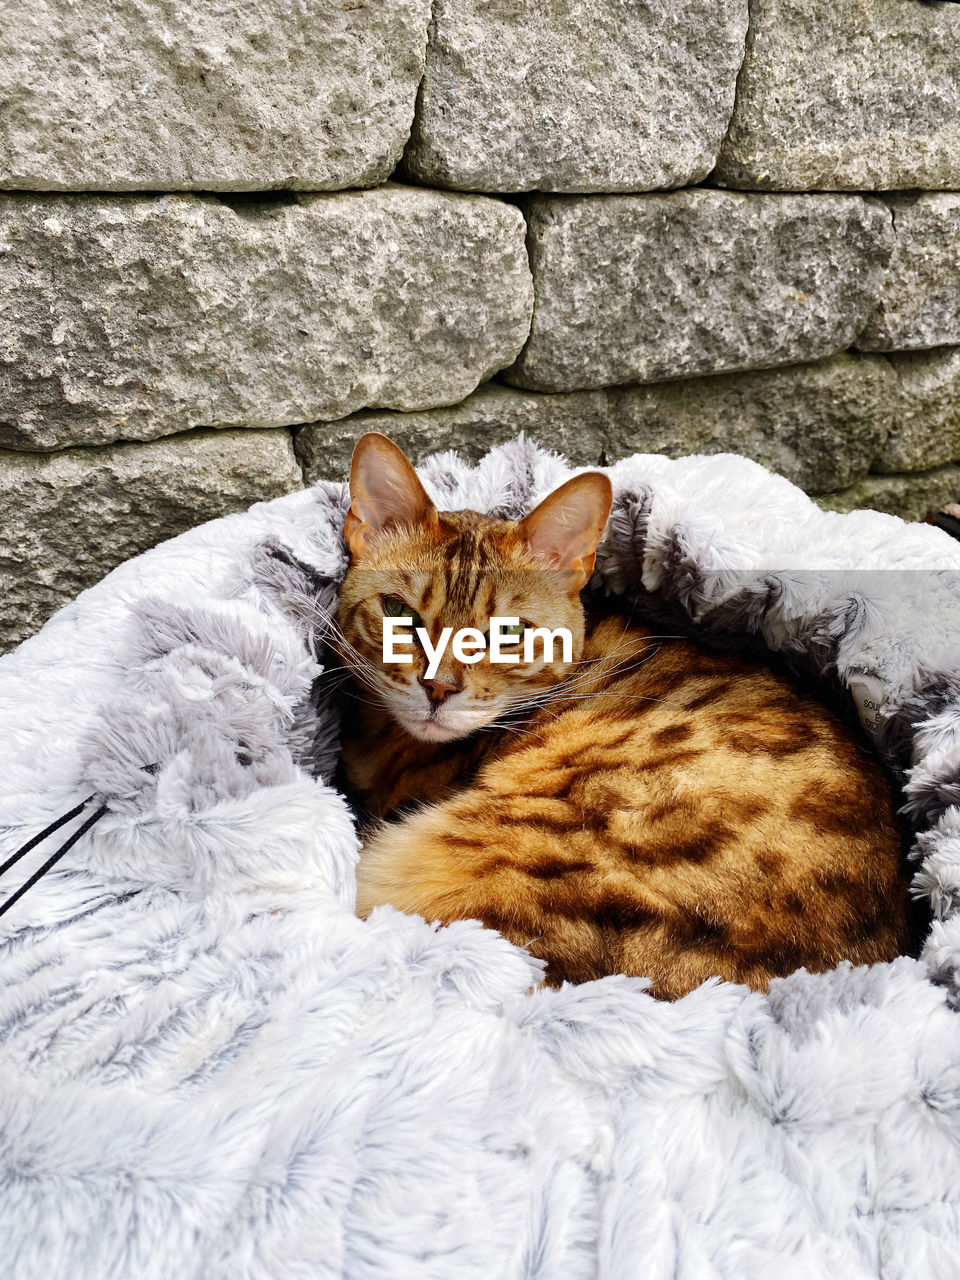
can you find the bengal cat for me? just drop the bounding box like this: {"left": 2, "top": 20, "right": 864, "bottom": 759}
{"left": 334, "top": 432, "right": 909, "bottom": 999}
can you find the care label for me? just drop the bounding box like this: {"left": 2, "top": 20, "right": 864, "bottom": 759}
{"left": 848, "top": 673, "right": 886, "bottom": 742}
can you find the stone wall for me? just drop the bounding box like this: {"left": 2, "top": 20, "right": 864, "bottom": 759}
{"left": 3, "top": 0, "right": 960, "bottom": 652}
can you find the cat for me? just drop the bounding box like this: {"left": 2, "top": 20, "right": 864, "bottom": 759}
{"left": 333, "top": 432, "right": 909, "bottom": 999}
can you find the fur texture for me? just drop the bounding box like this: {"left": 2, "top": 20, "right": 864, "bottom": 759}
{"left": 336, "top": 439, "right": 907, "bottom": 996}
{"left": 1, "top": 440, "right": 960, "bottom": 1277}
{"left": 350, "top": 616, "right": 908, "bottom": 996}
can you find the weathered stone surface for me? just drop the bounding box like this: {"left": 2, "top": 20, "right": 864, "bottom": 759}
{"left": 0, "top": 0, "right": 429, "bottom": 191}
{"left": 715, "top": 0, "right": 960, "bottom": 191}
{"left": 875, "top": 347, "right": 960, "bottom": 475}
{"left": 507, "top": 192, "right": 892, "bottom": 393}
{"left": 606, "top": 353, "right": 895, "bottom": 494}
{"left": 299, "top": 352, "right": 894, "bottom": 495}
{"left": 0, "top": 429, "right": 302, "bottom": 654}
{"left": 0, "top": 188, "right": 533, "bottom": 452}
{"left": 857, "top": 195, "right": 960, "bottom": 352}
{"left": 817, "top": 465, "right": 960, "bottom": 523}
{"left": 404, "top": 0, "right": 748, "bottom": 193}
{"left": 296, "top": 384, "right": 611, "bottom": 484}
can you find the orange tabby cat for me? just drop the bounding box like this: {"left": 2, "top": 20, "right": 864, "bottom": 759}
{"left": 335, "top": 433, "right": 909, "bottom": 999}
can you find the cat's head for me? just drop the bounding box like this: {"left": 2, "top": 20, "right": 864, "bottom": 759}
{"left": 335, "top": 433, "right": 612, "bottom": 743}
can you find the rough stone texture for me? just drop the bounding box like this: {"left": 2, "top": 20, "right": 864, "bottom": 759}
{"left": 403, "top": 0, "right": 748, "bottom": 193}
{"left": 0, "top": 429, "right": 302, "bottom": 654}
{"left": 298, "top": 353, "right": 894, "bottom": 495}
{"left": 507, "top": 191, "right": 893, "bottom": 393}
{"left": 605, "top": 353, "right": 894, "bottom": 494}
{"left": 857, "top": 195, "right": 960, "bottom": 352}
{"left": 296, "top": 384, "right": 612, "bottom": 483}
{"left": 715, "top": 0, "right": 960, "bottom": 191}
{"left": 876, "top": 347, "right": 960, "bottom": 475}
{"left": 0, "top": 187, "right": 533, "bottom": 452}
{"left": 0, "top": 0, "right": 430, "bottom": 191}
{"left": 817, "top": 465, "right": 960, "bottom": 524}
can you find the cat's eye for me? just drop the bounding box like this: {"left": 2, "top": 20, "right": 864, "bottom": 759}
{"left": 483, "top": 620, "right": 528, "bottom": 643}
{"left": 382, "top": 595, "right": 422, "bottom": 629}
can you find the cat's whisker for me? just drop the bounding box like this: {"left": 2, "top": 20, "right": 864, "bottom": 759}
{"left": 323, "top": 630, "right": 387, "bottom": 686}
{"left": 542, "top": 691, "right": 671, "bottom": 709}
{"left": 324, "top": 650, "right": 378, "bottom": 689}
{"left": 340, "top": 689, "right": 389, "bottom": 712}
{"left": 293, "top": 598, "right": 388, "bottom": 690}
{"left": 475, "top": 722, "right": 541, "bottom": 743}
{"left": 326, "top": 666, "right": 389, "bottom": 709}
{"left": 489, "top": 649, "right": 665, "bottom": 716}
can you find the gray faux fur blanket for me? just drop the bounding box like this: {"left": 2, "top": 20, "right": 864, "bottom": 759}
{"left": 3, "top": 439, "right": 960, "bottom": 1280}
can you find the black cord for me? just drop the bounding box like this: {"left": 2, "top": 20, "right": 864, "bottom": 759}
{"left": 0, "top": 802, "right": 108, "bottom": 920}
{"left": 0, "top": 797, "right": 96, "bottom": 879}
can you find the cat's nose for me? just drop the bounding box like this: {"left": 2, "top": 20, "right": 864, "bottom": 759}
{"left": 420, "top": 676, "right": 462, "bottom": 705}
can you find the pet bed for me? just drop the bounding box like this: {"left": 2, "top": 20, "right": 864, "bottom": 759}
{"left": 3, "top": 439, "right": 960, "bottom": 1279}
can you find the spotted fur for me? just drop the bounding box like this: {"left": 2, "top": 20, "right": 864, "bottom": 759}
{"left": 337, "top": 434, "right": 910, "bottom": 999}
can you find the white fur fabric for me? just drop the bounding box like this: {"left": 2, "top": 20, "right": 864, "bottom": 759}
{"left": 3, "top": 439, "right": 960, "bottom": 1280}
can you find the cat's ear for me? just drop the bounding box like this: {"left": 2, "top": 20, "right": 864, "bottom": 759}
{"left": 345, "top": 432, "right": 438, "bottom": 558}
{"left": 520, "top": 472, "right": 613, "bottom": 591}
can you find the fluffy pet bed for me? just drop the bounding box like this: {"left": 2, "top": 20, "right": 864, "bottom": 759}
{"left": 3, "top": 439, "right": 960, "bottom": 1279}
